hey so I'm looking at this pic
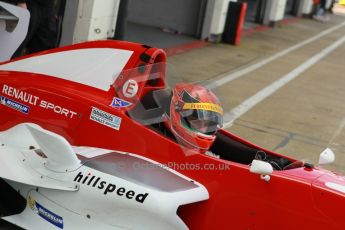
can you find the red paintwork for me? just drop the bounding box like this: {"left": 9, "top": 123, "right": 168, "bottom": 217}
{"left": 234, "top": 2, "right": 247, "bottom": 45}
{"left": 0, "top": 41, "right": 344, "bottom": 230}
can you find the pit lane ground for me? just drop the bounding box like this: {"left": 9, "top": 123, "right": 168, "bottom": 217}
{"left": 170, "top": 12, "right": 345, "bottom": 174}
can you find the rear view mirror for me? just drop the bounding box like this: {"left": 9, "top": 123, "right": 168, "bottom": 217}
{"left": 0, "top": 2, "right": 30, "bottom": 62}
{"left": 250, "top": 160, "right": 273, "bottom": 182}
{"left": 319, "top": 148, "right": 335, "bottom": 165}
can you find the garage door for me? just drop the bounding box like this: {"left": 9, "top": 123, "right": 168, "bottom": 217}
{"left": 285, "top": 0, "right": 297, "bottom": 14}
{"left": 239, "top": 0, "right": 267, "bottom": 23}
{"left": 127, "top": 0, "right": 207, "bottom": 37}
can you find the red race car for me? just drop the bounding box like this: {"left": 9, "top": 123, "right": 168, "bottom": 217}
{"left": 0, "top": 40, "right": 344, "bottom": 230}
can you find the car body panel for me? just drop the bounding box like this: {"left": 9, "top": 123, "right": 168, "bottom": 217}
{"left": 0, "top": 40, "right": 344, "bottom": 229}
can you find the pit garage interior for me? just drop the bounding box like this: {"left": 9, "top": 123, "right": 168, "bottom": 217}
{"left": 239, "top": 0, "right": 266, "bottom": 28}
{"left": 59, "top": 0, "right": 321, "bottom": 49}
{"left": 121, "top": 0, "right": 304, "bottom": 47}
{"left": 124, "top": 0, "right": 207, "bottom": 48}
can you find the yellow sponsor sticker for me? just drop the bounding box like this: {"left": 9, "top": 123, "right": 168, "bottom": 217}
{"left": 183, "top": 103, "right": 223, "bottom": 114}
{"left": 28, "top": 196, "right": 36, "bottom": 210}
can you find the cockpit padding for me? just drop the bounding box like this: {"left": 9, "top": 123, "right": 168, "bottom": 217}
{"left": 210, "top": 131, "right": 293, "bottom": 169}
{"left": 128, "top": 89, "right": 172, "bottom": 125}
{"left": 210, "top": 132, "right": 258, "bottom": 164}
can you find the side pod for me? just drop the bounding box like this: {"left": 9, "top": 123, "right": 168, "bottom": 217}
{"left": 0, "top": 123, "right": 78, "bottom": 191}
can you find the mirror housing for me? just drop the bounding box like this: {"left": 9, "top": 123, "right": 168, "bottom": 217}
{"left": 319, "top": 148, "right": 335, "bottom": 165}
{"left": 250, "top": 160, "right": 273, "bottom": 182}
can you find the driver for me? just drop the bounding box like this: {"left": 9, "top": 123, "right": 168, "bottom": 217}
{"left": 165, "top": 83, "right": 223, "bottom": 154}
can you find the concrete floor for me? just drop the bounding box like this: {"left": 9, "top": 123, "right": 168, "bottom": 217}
{"left": 170, "top": 13, "right": 345, "bottom": 174}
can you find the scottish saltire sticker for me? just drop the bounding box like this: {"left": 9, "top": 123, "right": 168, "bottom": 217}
{"left": 28, "top": 196, "right": 64, "bottom": 229}
{"left": 90, "top": 107, "right": 122, "bottom": 130}
{"left": 0, "top": 95, "right": 30, "bottom": 114}
{"left": 110, "top": 97, "right": 132, "bottom": 108}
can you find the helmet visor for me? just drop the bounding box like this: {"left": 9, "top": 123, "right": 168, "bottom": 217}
{"left": 181, "top": 109, "right": 223, "bottom": 135}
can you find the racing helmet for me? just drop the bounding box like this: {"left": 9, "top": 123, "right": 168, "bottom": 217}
{"left": 167, "top": 83, "right": 223, "bottom": 151}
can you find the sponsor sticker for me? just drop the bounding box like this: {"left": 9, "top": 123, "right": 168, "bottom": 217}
{"left": 182, "top": 102, "right": 223, "bottom": 115}
{"left": 0, "top": 95, "right": 30, "bottom": 114}
{"left": 28, "top": 196, "right": 64, "bottom": 229}
{"left": 122, "top": 80, "right": 138, "bottom": 98}
{"left": 90, "top": 107, "right": 122, "bottom": 130}
{"left": 1, "top": 84, "right": 77, "bottom": 118}
{"left": 110, "top": 97, "right": 132, "bottom": 108}
{"left": 74, "top": 172, "right": 149, "bottom": 203}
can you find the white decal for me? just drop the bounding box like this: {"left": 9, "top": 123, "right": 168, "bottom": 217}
{"left": 2, "top": 84, "right": 39, "bottom": 105}
{"left": 325, "top": 182, "right": 345, "bottom": 193}
{"left": 123, "top": 80, "right": 138, "bottom": 98}
{"left": 1, "top": 84, "right": 77, "bottom": 118}
{"left": 39, "top": 100, "right": 77, "bottom": 119}
{"left": 0, "top": 48, "right": 133, "bottom": 91}
{"left": 90, "top": 107, "right": 122, "bottom": 130}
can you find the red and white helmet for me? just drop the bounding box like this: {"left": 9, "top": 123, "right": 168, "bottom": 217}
{"left": 166, "top": 83, "right": 223, "bottom": 152}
